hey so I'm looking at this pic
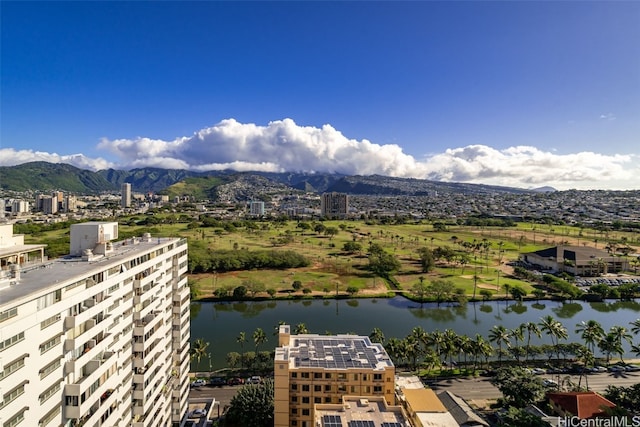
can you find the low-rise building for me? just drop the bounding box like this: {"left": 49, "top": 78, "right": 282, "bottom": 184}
{"left": 274, "top": 325, "right": 395, "bottom": 427}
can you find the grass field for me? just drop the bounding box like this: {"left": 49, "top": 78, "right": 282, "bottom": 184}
{"left": 22, "top": 217, "right": 639, "bottom": 302}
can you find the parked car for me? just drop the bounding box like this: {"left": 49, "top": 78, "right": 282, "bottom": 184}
{"left": 543, "top": 379, "right": 558, "bottom": 388}
{"left": 624, "top": 364, "right": 640, "bottom": 372}
{"left": 209, "top": 377, "right": 226, "bottom": 387}
{"left": 188, "top": 408, "right": 207, "bottom": 418}
{"left": 227, "top": 377, "right": 245, "bottom": 385}
{"left": 609, "top": 365, "right": 626, "bottom": 372}
{"left": 248, "top": 375, "right": 262, "bottom": 384}
{"left": 591, "top": 366, "right": 607, "bottom": 373}
{"left": 190, "top": 379, "right": 206, "bottom": 388}
{"left": 531, "top": 368, "right": 546, "bottom": 375}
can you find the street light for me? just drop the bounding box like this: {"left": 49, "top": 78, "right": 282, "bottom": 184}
{"left": 208, "top": 352, "right": 212, "bottom": 375}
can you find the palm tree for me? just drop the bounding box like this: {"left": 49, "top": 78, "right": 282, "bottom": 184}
{"left": 630, "top": 319, "right": 640, "bottom": 336}
{"left": 539, "top": 315, "right": 568, "bottom": 365}
{"left": 598, "top": 333, "right": 620, "bottom": 365}
{"left": 631, "top": 343, "right": 640, "bottom": 358}
{"left": 403, "top": 335, "right": 422, "bottom": 372}
{"left": 488, "top": 325, "right": 511, "bottom": 366}
{"left": 441, "top": 329, "right": 459, "bottom": 370}
{"left": 236, "top": 331, "right": 247, "bottom": 369}
{"left": 294, "top": 323, "right": 309, "bottom": 334}
{"left": 575, "top": 346, "right": 595, "bottom": 390}
{"left": 253, "top": 328, "right": 267, "bottom": 354}
{"left": 427, "top": 330, "right": 445, "bottom": 362}
{"left": 369, "top": 327, "right": 385, "bottom": 344}
{"left": 575, "top": 320, "right": 605, "bottom": 355}
{"left": 511, "top": 324, "right": 525, "bottom": 363}
{"left": 470, "top": 334, "right": 492, "bottom": 372}
{"left": 608, "top": 326, "right": 633, "bottom": 363}
{"left": 524, "top": 322, "right": 541, "bottom": 362}
{"left": 190, "top": 338, "right": 210, "bottom": 370}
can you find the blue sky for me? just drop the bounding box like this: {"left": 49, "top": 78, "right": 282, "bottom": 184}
{"left": 1, "top": 1, "right": 639, "bottom": 190}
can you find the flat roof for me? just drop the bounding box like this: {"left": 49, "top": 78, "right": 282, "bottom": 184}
{"left": 287, "top": 335, "right": 393, "bottom": 370}
{"left": 401, "top": 388, "right": 447, "bottom": 413}
{"left": 0, "top": 235, "right": 180, "bottom": 308}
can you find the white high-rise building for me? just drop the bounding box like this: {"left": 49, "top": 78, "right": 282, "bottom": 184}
{"left": 0, "top": 222, "right": 190, "bottom": 427}
{"left": 121, "top": 183, "right": 132, "bottom": 208}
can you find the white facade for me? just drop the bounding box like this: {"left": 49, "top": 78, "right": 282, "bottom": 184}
{"left": 0, "top": 222, "right": 190, "bottom": 427}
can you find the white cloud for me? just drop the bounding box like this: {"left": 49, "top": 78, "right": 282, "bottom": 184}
{"left": 599, "top": 113, "right": 616, "bottom": 121}
{"left": 2, "top": 119, "right": 639, "bottom": 190}
{"left": 0, "top": 148, "right": 115, "bottom": 170}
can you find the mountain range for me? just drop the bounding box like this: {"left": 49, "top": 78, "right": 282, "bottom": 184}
{"left": 0, "top": 161, "right": 537, "bottom": 201}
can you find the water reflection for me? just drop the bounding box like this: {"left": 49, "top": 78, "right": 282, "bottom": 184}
{"left": 552, "top": 302, "right": 583, "bottom": 318}
{"left": 190, "top": 296, "right": 640, "bottom": 370}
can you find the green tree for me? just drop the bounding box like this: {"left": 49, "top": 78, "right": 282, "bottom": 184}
{"left": 426, "top": 279, "right": 455, "bottom": 306}
{"left": 539, "top": 315, "right": 568, "bottom": 365}
{"left": 417, "top": 247, "right": 435, "bottom": 273}
{"left": 253, "top": 328, "right": 267, "bottom": 355}
{"left": 498, "top": 406, "right": 552, "bottom": 427}
{"left": 524, "top": 321, "right": 541, "bottom": 362}
{"left": 294, "top": 323, "right": 309, "bottom": 334}
{"left": 292, "top": 280, "right": 302, "bottom": 292}
{"left": 575, "top": 320, "right": 605, "bottom": 355}
{"left": 190, "top": 338, "right": 210, "bottom": 370}
{"left": 510, "top": 285, "right": 527, "bottom": 301}
{"left": 346, "top": 286, "right": 359, "bottom": 296}
{"left": 491, "top": 366, "right": 546, "bottom": 408}
{"left": 488, "top": 325, "right": 511, "bottom": 366}
{"left": 226, "top": 379, "right": 274, "bottom": 427}
{"left": 411, "top": 276, "right": 429, "bottom": 300}
{"left": 369, "top": 328, "right": 385, "bottom": 344}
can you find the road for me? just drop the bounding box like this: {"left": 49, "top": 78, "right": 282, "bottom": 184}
{"left": 186, "top": 370, "right": 640, "bottom": 423}
{"left": 428, "top": 370, "right": 640, "bottom": 401}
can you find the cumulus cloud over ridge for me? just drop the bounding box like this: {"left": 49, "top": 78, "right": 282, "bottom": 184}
{"left": 2, "top": 118, "right": 638, "bottom": 190}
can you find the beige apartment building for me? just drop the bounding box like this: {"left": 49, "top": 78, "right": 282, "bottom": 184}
{"left": 274, "top": 325, "right": 395, "bottom": 427}
{"left": 0, "top": 222, "right": 190, "bottom": 427}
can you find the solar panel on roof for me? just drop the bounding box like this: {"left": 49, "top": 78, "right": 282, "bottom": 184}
{"left": 322, "top": 414, "right": 343, "bottom": 427}
{"left": 347, "top": 421, "right": 375, "bottom": 427}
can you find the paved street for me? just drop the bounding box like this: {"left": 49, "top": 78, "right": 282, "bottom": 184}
{"left": 428, "top": 370, "right": 640, "bottom": 401}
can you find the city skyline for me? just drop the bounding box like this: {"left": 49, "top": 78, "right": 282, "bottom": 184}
{"left": 1, "top": 1, "right": 639, "bottom": 191}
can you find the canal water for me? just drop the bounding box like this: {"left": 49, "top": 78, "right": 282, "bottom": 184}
{"left": 190, "top": 297, "right": 640, "bottom": 371}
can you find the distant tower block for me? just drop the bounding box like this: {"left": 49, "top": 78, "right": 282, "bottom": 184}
{"left": 121, "top": 182, "right": 132, "bottom": 208}
{"left": 320, "top": 192, "right": 349, "bottom": 218}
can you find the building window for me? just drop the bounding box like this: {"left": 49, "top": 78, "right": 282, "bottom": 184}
{"left": 0, "top": 308, "right": 18, "bottom": 323}
{"left": 353, "top": 374, "right": 358, "bottom": 380}
{"left": 314, "top": 385, "right": 321, "bottom": 392}
{"left": 313, "top": 372, "right": 322, "bottom": 379}
{"left": 302, "top": 385, "right": 309, "bottom": 392}
{"left": 39, "top": 334, "right": 61, "bottom": 354}
{"left": 374, "top": 386, "right": 382, "bottom": 393}
{"left": 291, "top": 396, "right": 298, "bottom": 403}
{"left": 302, "top": 397, "right": 309, "bottom": 404}
{"left": 39, "top": 405, "right": 60, "bottom": 427}
{"left": 291, "top": 384, "right": 298, "bottom": 391}
{"left": 40, "top": 314, "right": 61, "bottom": 330}
{"left": 3, "top": 407, "right": 26, "bottom": 427}
{"left": 301, "top": 372, "right": 309, "bottom": 378}
{"left": 324, "top": 385, "right": 331, "bottom": 391}
{"left": 0, "top": 356, "right": 26, "bottom": 380}
{"left": 314, "top": 397, "right": 321, "bottom": 403}
{"left": 324, "top": 397, "right": 331, "bottom": 403}
{"left": 291, "top": 373, "right": 297, "bottom": 378}
{"left": 39, "top": 382, "right": 61, "bottom": 404}
{"left": 350, "top": 386, "right": 356, "bottom": 393}
{"left": 0, "top": 332, "right": 24, "bottom": 352}
{"left": 373, "top": 373, "right": 382, "bottom": 381}
{"left": 1, "top": 383, "right": 26, "bottom": 409}
{"left": 302, "top": 409, "right": 310, "bottom": 416}
{"left": 324, "top": 373, "right": 331, "bottom": 379}
{"left": 337, "top": 373, "right": 346, "bottom": 380}
{"left": 291, "top": 408, "right": 297, "bottom": 415}
{"left": 40, "top": 359, "right": 60, "bottom": 380}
